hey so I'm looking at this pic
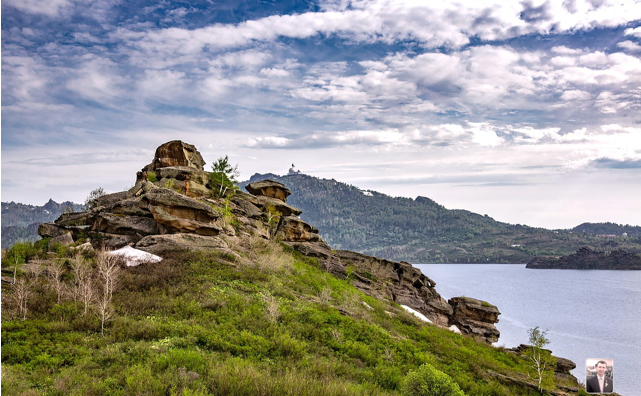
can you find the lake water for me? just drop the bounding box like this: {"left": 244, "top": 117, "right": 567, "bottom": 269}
{"left": 414, "top": 264, "right": 641, "bottom": 396}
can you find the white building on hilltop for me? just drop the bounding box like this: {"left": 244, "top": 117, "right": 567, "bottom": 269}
{"left": 288, "top": 163, "right": 301, "bottom": 175}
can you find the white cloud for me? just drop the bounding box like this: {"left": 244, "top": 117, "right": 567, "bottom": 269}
{"left": 247, "top": 136, "right": 291, "bottom": 147}
{"left": 551, "top": 46, "right": 584, "bottom": 55}
{"left": 560, "top": 89, "right": 592, "bottom": 101}
{"left": 617, "top": 40, "right": 641, "bottom": 52}
{"left": 468, "top": 123, "right": 503, "bottom": 147}
{"left": 111, "top": 0, "right": 641, "bottom": 60}
{"left": 624, "top": 26, "right": 641, "bottom": 38}
{"left": 260, "top": 68, "right": 290, "bottom": 77}
{"left": 3, "top": 0, "right": 72, "bottom": 17}
{"left": 66, "top": 57, "right": 126, "bottom": 102}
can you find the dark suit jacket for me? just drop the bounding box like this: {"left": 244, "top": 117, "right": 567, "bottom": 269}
{"left": 586, "top": 375, "right": 613, "bottom": 393}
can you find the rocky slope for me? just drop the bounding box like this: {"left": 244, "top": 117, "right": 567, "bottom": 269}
{"left": 526, "top": 247, "right": 641, "bottom": 270}
{"left": 37, "top": 140, "right": 501, "bottom": 343}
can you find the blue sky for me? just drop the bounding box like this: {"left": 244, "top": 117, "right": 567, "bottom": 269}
{"left": 2, "top": 0, "right": 641, "bottom": 229}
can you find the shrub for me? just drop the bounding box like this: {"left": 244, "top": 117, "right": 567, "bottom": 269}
{"left": 400, "top": 363, "right": 465, "bottom": 396}
{"left": 85, "top": 187, "right": 106, "bottom": 209}
{"left": 147, "top": 171, "right": 158, "bottom": 182}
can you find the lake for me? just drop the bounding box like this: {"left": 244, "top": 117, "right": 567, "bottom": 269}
{"left": 414, "top": 264, "right": 641, "bottom": 396}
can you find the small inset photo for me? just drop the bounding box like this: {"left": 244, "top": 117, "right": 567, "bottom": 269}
{"left": 585, "top": 358, "right": 614, "bottom": 394}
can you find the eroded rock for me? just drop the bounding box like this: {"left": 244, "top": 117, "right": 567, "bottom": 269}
{"left": 38, "top": 223, "right": 70, "bottom": 238}
{"left": 335, "top": 250, "right": 452, "bottom": 327}
{"left": 92, "top": 213, "right": 158, "bottom": 236}
{"left": 150, "top": 140, "right": 205, "bottom": 171}
{"left": 136, "top": 233, "right": 235, "bottom": 257}
{"left": 448, "top": 297, "right": 500, "bottom": 343}
{"left": 148, "top": 205, "right": 221, "bottom": 236}
{"left": 246, "top": 179, "right": 291, "bottom": 202}
{"left": 255, "top": 195, "right": 302, "bottom": 216}
{"left": 49, "top": 233, "right": 74, "bottom": 248}
{"left": 277, "top": 216, "right": 322, "bottom": 242}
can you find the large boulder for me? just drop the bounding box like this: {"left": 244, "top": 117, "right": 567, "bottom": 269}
{"left": 246, "top": 179, "right": 291, "bottom": 202}
{"left": 144, "top": 188, "right": 220, "bottom": 221}
{"left": 38, "top": 223, "right": 71, "bottom": 238}
{"left": 109, "top": 197, "right": 152, "bottom": 217}
{"left": 55, "top": 211, "right": 95, "bottom": 227}
{"left": 94, "top": 191, "right": 134, "bottom": 209}
{"left": 92, "top": 213, "right": 158, "bottom": 236}
{"left": 148, "top": 205, "right": 221, "bottom": 236}
{"left": 153, "top": 166, "right": 212, "bottom": 197}
{"left": 150, "top": 140, "right": 205, "bottom": 171}
{"left": 255, "top": 196, "right": 302, "bottom": 216}
{"left": 92, "top": 233, "right": 141, "bottom": 250}
{"left": 49, "top": 233, "right": 74, "bottom": 248}
{"left": 231, "top": 193, "right": 263, "bottom": 219}
{"left": 448, "top": 297, "right": 501, "bottom": 343}
{"left": 276, "top": 216, "right": 322, "bottom": 242}
{"left": 136, "top": 234, "right": 235, "bottom": 257}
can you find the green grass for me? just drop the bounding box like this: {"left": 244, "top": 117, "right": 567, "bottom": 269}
{"left": 2, "top": 242, "right": 558, "bottom": 395}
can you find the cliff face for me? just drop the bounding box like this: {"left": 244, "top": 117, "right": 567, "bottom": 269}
{"left": 526, "top": 247, "right": 641, "bottom": 270}
{"left": 38, "top": 140, "right": 501, "bottom": 343}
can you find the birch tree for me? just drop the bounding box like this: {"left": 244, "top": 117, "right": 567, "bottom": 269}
{"left": 47, "top": 259, "right": 67, "bottom": 304}
{"left": 96, "top": 252, "right": 121, "bottom": 336}
{"left": 525, "top": 326, "right": 555, "bottom": 393}
{"left": 71, "top": 254, "right": 94, "bottom": 316}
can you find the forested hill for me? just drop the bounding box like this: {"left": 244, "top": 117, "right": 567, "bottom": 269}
{"left": 572, "top": 222, "right": 641, "bottom": 237}
{"left": 244, "top": 173, "right": 641, "bottom": 263}
{"left": 1, "top": 200, "right": 84, "bottom": 248}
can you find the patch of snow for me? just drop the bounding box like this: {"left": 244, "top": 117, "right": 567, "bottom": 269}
{"left": 360, "top": 190, "right": 373, "bottom": 196}
{"left": 400, "top": 305, "right": 432, "bottom": 323}
{"left": 109, "top": 246, "right": 162, "bottom": 267}
{"left": 449, "top": 325, "right": 462, "bottom": 334}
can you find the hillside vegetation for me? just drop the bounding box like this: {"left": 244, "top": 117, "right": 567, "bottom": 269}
{"left": 245, "top": 173, "right": 641, "bottom": 263}
{"left": 2, "top": 238, "right": 579, "bottom": 396}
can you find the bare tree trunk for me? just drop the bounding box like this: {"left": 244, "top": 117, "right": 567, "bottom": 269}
{"left": 71, "top": 254, "right": 94, "bottom": 316}
{"left": 96, "top": 252, "right": 121, "bottom": 336}
{"left": 11, "top": 279, "right": 33, "bottom": 320}
{"left": 46, "top": 259, "right": 66, "bottom": 304}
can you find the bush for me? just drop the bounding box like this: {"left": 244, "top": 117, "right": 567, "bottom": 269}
{"left": 400, "top": 363, "right": 465, "bottom": 396}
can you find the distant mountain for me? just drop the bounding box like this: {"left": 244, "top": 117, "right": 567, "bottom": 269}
{"left": 1, "top": 199, "right": 84, "bottom": 248}
{"left": 244, "top": 173, "right": 641, "bottom": 263}
{"left": 572, "top": 222, "right": 641, "bottom": 237}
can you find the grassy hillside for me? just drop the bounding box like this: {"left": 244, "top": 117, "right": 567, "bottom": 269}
{"left": 245, "top": 173, "right": 641, "bottom": 263}
{"left": 2, "top": 238, "right": 579, "bottom": 395}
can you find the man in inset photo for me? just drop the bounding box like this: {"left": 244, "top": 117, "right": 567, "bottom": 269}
{"left": 586, "top": 359, "right": 614, "bottom": 394}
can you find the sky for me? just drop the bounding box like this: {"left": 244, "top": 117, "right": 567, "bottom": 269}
{"left": 2, "top": 0, "right": 641, "bottom": 229}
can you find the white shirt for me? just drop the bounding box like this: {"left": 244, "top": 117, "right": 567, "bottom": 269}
{"left": 597, "top": 375, "right": 605, "bottom": 392}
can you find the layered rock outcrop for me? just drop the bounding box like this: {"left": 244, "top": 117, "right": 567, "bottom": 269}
{"left": 449, "top": 297, "right": 500, "bottom": 343}
{"left": 38, "top": 140, "right": 501, "bottom": 343}
{"left": 527, "top": 247, "right": 641, "bottom": 270}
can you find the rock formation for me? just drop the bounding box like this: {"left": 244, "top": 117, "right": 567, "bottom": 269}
{"left": 527, "top": 247, "right": 641, "bottom": 270}
{"left": 448, "top": 297, "right": 500, "bottom": 343}
{"left": 38, "top": 140, "right": 501, "bottom": 343}
{"left": 245, "top": 179, "right": 291, "bottom": 202}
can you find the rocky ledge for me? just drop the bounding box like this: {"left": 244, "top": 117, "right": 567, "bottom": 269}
{"left": 526, "top": 247, "right": 641, "bottom": 270}
{"left": 38, "top": 140, "right": 502, "bottom": 343}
